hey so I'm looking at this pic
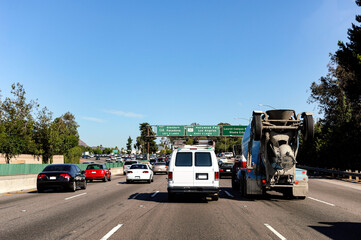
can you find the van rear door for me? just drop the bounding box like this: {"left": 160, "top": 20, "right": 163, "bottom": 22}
{"left": 172, "top": 151, "right": 194, "bottom": 187}
{"left": 193, "top": 151, "right": 215, "bottom": 187}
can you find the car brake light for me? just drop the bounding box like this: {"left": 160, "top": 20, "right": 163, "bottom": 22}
{"left": 127, "top": 171, "right": 133, "bottom": 174}
{"left": 143, "top": 171, "right": 149, "bottom": 173}
{"left": 168, "top": 172, "right": 173, "bottom": 180}
{"left": 37, "top": 174, "right": 46, "bottom": 179}
{"left": 215, "top": 172, "right": 219, "bottom": 180}
{"left": 60, "top": 174, "right": 71, "bottom": 179}
{"left": 220, "top": 169, "right": 224, "bottom": 172}
{"left": 190, "top": 148, "right": 197, "bottom": 150}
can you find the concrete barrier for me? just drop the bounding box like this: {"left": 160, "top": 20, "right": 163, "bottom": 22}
{"left": 0, "top": 167, "right": 124, "bottom": 195}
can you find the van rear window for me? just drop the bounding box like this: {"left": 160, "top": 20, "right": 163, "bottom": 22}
{"left": 175, "top": 152, "right": 192, "bottom": 166}
{"left": 195, "top": 152, "right": 212, "bottom": 166}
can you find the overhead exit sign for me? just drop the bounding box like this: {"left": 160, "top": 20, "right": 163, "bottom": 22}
{"left": 222, "top": 125, "right": 247, "bottom": 136}
{"left": 186, "top": 125, "right": 220, "bottom": 136}
{"left": 157, "top": 125, "right": 185, "bottom": 136}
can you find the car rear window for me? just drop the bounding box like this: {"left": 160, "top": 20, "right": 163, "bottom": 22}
{"left": 155, "top": 162, "right": 166, "bottom": 165}
{"left": 175, "top": 152, "right": 192, "bottom": 166}
{"left": 86, "top": 165, "right": 103, "bottom": 170}
{"left": 43, "top": 165, "right": 71, "bottom": 171}
{"left": 130, "top": 164, "right": 147, "bottom": 169}
{"left": 195, "top": 152, "right": 212, "bottom": 166}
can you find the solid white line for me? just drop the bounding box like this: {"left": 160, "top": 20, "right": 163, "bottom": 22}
{"left": 224, "top": 190, "right": 234, "bottom": 198}
{"left": 308, "top": 197, "right": 335, "bottom": 206}
{"left": 65, "top": 193, "right": 87, "bottom": 200}
{"left": 100, "top": 224, "right": 123, "bottom": 240}
{"left": 264, "top": 224, "right": 287, "bottom": 240}
{"left": 151, "top": 191, "right": 159, "bottom": 198}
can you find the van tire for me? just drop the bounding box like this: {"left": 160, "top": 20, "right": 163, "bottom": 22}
{"left": 212, "top": 195, "right": 219, "bottom": 201}
{"left": 168, "top": 193, "right": 175, "bottom": 201}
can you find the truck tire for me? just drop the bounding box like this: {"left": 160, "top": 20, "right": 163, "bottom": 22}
{"left": 252, "top": 114, "right": 262, "bottom": 141}
{"left": 232, "top": 175, "right": 239, "bottom": 190}
{"left": 303, "top": 115, "right": 314, "bottom": 141}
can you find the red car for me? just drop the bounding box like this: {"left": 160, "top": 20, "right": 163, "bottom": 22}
{"left": 85, "top": 164, "right": 111, "bottom": 182}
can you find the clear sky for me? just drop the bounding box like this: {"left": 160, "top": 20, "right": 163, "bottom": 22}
{"left": 0, "top": 0, "right": 359, "bottom": 148}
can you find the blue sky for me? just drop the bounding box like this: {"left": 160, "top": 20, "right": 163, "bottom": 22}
{"left": 0, "top": 0, "right": 359, "bottom": 148}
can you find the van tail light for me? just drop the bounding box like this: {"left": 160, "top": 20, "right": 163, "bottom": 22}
{"left": 215, "top": 172, "right": 219, "bottom": 180}
{"left": 37, "top": 174, "right": 46, "bottom": 179}
{"left": 168, "top": 172, "right": 173, "bottom": 181}
{"left": 127, "top": 171, "right": 133, "bottom": 174}
{"left": 60, "top": 174, "right": 71, "bottom": 179}
{"left": 143, "top": 171, "right": 149, "bottom": 173}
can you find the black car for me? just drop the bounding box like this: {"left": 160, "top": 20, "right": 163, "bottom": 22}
{"left": 219, "top": 162, "right": 234, "bottom": 178}
{"left": 37, "top": 164, "right": 87, "bottom": 192}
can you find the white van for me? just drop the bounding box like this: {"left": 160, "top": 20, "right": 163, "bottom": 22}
{"left": 167, "top": 143, "right": 219, "bottom": 201}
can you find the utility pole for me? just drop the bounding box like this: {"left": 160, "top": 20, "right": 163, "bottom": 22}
{"left": 147, "top": 125, "right": 150, "bottom": 160}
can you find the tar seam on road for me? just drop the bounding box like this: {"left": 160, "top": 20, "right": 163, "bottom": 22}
{"left": 100, "top": 224, "right": 123, "bottom": 240}
{"left": 264, "top": 224, "right": 286, "bottom": 240}
{"left": 308, "top": 197, "right": 335, "bottom": 206}
{"left": 151, "top": 191, "right": 159, "bottom": 198}
{"left": 65, "top": 193, "right": 87, "bottom": 200}
{"left": 224, "top": 190, "right": 234, "bottom": 198}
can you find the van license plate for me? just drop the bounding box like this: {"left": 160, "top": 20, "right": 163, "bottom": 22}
{"left": 196, "top": 173, "right": 208, "bottom": 180}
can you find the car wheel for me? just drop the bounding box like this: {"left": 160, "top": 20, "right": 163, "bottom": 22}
{"left": 103, "top": 176, "right": 108, "bottom": 182}
{"left": 81, "top": 180, "right": 87, "bottom": 190}
{"left": 126, "top": 180, "right": 131, "bottom": 184}
{"left": 108, "top": 175, "right": 112, "bottom": 181}
{"left": 123, "top": 172, "right": 126, "bottom": 175}
{"left": 151, "top": 177, "right": 154, "bottom": 182}
{"left": 37, "top": 188, "right": 44, "bottom": 193}
{"left": 70, "top": 181, "right": 77, "bottom": 192}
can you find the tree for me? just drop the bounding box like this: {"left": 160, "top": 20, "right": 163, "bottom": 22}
{"left": 126, "top": 136, "right": 132, "bottom": 154}
{"left": 138, "top": 123, "right": 157, "bottom": 154}
{"left": 300, "top": 1, "right": 361, "bottom": 170}
{"left": 34, "top": 107, "right": 55, "bottom": 163}
{"left": 0, "top": 83, "right": 38, "bottom": 163}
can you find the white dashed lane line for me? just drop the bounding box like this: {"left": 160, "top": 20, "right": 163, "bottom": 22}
{"left": 65, "top": 193, "right": 87, "bottom": 200}
{"left": 264, "top": 224, "right": 287, "bottom": 240}
{"left": 100, "top": 224, "right": 123, "bottom": 240}
{"left": 224, "top": 190, "right": 234, "bottom": 198}
{"left": 151, "top": 191, "right": 159, "bottom": 198}
{"left": 308, "top": 197, "right": 335, "bottom": 206}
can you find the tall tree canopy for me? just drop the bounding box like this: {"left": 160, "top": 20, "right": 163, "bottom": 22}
{"left": 299, "top": 1, "right": 361, "bottom": 169}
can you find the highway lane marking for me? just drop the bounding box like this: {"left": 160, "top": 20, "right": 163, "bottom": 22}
{"left": 100, "top": 224, "right": 123, "bottom": 240}
{"left": 224, "top": 190, "right": 234, "bottom": 198}
{"left": 308, "top": 197, "right": 335, "bottom": 206}
{"left": 151, "top": 191, "right": 159, "bottom": 198}
{"left": 264, "top": 224, "right": 286, "bottom": 240}
{"left": 65, "top": 193, "right": 87, "bottom": 200}
{"left": 0, "top": 189, "right": 37, "bottom": 197}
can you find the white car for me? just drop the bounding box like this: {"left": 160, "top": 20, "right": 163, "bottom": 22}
{"left": 167, "top": 142, "right": 219, "bottom": 201}
{"left": 126, "top": 164, "right": 153, "bottom": 183}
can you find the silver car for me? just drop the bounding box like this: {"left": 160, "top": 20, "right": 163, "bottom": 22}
{"left": 152, "top": 162, "right": 168, "bottom": 175}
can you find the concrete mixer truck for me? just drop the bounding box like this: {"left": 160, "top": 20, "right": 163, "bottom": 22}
{"left": 231, "top": 109, "right": 314, "bottom": 199}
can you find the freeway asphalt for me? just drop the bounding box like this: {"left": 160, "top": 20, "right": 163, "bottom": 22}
{"left": 0, "top": 175, "right": 360, "bottom": 240}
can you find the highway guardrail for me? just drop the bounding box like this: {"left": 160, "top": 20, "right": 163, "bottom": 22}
{"left": 298, "top": 165, "right": 361, "bottom": 182}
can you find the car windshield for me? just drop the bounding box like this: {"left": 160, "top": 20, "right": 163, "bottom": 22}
{"left": 125, "top": 161, "right": 137, "bottom": 165}
{"left": 155, "top": 162, "right": 166, "bottom": 165}
{"left": 221, "top": 163, "right": 233, "bottom": 167}
{"left": 86, "top": 165, "right": 103, "bottom": 170}
{"left": 130, "top": 164, "right": 147, "bottom": 169}
{"left": 43, "top": 165, "right": 71, "bottom": 172}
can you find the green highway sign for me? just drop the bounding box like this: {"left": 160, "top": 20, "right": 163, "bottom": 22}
{"left": 222, "top": 125, "right": 247, "bottom": 136}
{"left": 186, "top": 125, "right": 220, "bottom": 136}
{"left": 157, "top": 125, "right": 185, "bottom": 136}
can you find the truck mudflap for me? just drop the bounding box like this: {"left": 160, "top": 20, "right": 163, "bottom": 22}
{"left": 246, "top": 178, "right": 263, "bottom": 195}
